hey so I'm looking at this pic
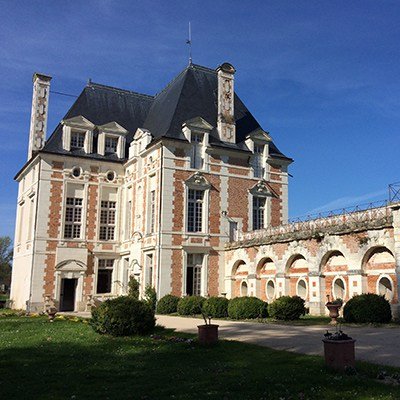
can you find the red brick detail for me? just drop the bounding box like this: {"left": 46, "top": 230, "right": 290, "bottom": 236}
{"left": 207, "top": 250, "right": 219, "bottom": 296}
{"left": 171, "top": 249, "right": 182, "bottom": 296}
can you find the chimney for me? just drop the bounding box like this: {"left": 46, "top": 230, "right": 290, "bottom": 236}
{"left": 217, "top": 62, "right": 236, "bottom": 143}
{"left": 28, "top": 72, "right": 52, "bottom": 160}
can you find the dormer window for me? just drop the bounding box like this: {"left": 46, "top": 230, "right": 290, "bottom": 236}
{"left": 97, "top": 122, "right": 128, "bottom": 159}
{"left": 191, "top": 133, "right": 204, "bottom": 169}
{"left": 253, "top": 144, "right": 265, "bottom": 178}
{"left": 105, "top": 136, "right": 118, "bottom": 154}
{"left": 61, "top": 116, "right": 95, "bottom": 154}
{"left": 71, "top": 131, "right": 85, "bottom": 149}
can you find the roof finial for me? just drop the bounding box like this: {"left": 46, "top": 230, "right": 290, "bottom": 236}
{"left": 186, "top": 21, "right": 192, "bottom": 66}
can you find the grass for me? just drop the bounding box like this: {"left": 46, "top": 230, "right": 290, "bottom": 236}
{"left": 0, "top": 313, "right": 399, "bottom": 400}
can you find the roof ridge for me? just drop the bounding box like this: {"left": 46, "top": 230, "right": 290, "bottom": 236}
{"left": 87, "top": 82, "right": 154, "bottom": 99}
{"left": 190, "top": 63, "right": 217, "bottom": 74}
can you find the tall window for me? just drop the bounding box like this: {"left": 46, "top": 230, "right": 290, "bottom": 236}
{"left": 125, "top": 199, "right": 132, "bottom": 240}
{"left": 64, "top": 197, "right": 83, "bottom": 238}
{"left": 186, "top": 254, "right": 203, "bottom": 296}
{"left": 149, "top": 190, "right": 156, "bottom": 234}
{"left": 146, "top": 254, "right": 153, "bottom": 287}
{"left": 99, "top": 200, "right": 116, "bottom": 240}
{"left": 190, "top": 134, "right": 203, "bottom": 169}
{"left": 97, "top": 259, "right": 114, "bottom": 294}
{"left": 253, "top": 144, "right": 264, "bottom": 178}
{"left": 252, "top": 196, "right": 266, "bottom": 230}
{"left": 105, "top": 136, "right": 118, "bottom": 154}
{"left": 187, "top": 189, "right": 204, "bottom": 232}
{"left": 70, "top": 131, "right": 85, "bottom": 149}
{"left": 229, "top": 221, "right": 238, "bottom": 241}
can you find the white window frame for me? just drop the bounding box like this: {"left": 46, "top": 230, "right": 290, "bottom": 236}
{"left": 95, "top": 258, "right": 115, "bottom": 295}
{"left": 70, "top": 130, "right": 86, "bottom": 149}
{"left": 99, "top": 200, "right": 117, "bottom": 241}
{"left": 252, "top": 144, "right": 265, "bottom": 178}
{"left": 63, "top": 197, "right": 83, "bottom": 239}
{"left": 190, "top": 133, "right": 204, "bottom": 169}
{"left": 252, "top": 196, "right": 266, "bottom": 230}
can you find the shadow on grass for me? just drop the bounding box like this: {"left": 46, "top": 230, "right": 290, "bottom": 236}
{"left": 0, "top": 317, "right": 399, "bottom": 400}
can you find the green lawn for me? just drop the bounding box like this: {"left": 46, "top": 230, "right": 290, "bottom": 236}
{"left": 0, "top": 313, "right": 399, "bottom": 400}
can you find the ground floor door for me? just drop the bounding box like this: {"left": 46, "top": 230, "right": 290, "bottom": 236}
{"left": 60, "top": 278, "right": 77, "bottom": 311}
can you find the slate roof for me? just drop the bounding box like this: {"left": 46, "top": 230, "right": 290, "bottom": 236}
{"left": 42, "top": 63, "right": 290, "bottom": 162}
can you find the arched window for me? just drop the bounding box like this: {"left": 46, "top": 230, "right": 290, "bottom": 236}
{"left": 333, "top": 277, "right": 346, "bottom": 300}
{"left": 266, "top": 280, "right": 275, "bottom": 300}
{"left": 378, "top": 276, "right": 393, "bottom": 301}
{"left": 297, "top": 279, "right": 307, "bottom": 299}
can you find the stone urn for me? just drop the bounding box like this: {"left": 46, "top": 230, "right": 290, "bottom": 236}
{"left": 197, "top": 324, "right": 219, "bottom": 345}
{"left": 323, "top": 338, "right": 356, "bottom": 370}
{"left": 325, "top": 302, "right": 341, "bottom": 325}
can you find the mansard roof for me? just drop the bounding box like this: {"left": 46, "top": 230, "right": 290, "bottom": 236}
{"left": 42, "top": 63, "right": 290, "bottom": 162}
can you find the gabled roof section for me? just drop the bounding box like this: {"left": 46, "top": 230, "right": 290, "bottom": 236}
{"left": 97, "top": 121, "right": 128, "bottom": 135}
{"left": 41, "top": 64, "right": 290, "bottom": 162}
{"left": 43, "top": 82, "right": 153, "bottom": 161}
{"left": 142, "top": 64, "right": 262, "bottom": 145}
{"left": 62, "top": 115, "right": 95, "bottom": 130}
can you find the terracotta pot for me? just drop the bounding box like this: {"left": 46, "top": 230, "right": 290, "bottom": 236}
{"left": 198, "top": 324, "right": 219, "bottom": 345}
{"left": 323, "top": 339, "right": 356, "bottom": 370}
{"left": 325, "top": 303, "right": 341, "bottom": 325}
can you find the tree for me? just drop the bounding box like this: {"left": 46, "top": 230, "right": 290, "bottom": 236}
{"left": 0, "top": 236, "right": 12, "bottom": 290}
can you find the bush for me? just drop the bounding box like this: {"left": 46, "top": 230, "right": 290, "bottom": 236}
{"left": 343, "top": 294, "right": 392, "bottom": 323}
{"left": 202, "top": 297, "right": 229, "bottom": 318}
{"left": 268, "top": 296, "right": 305, "bottom": 320}
{"left": 127, "top": 277, "right": 140, "bottom": 299}
{"left": 144, "top": 285, "right": 157, "bottom": 312}
{"left": 177, "top": 296, "right": 205, "bottom": 315}
{"left": 91, "top": 296, "right": 155, "bottom": 336}
{"left": 227, "top": 297, "right": 268, "bottom": 320}
{"left": 156, "top": 294, "right": 180, "bottom": 314}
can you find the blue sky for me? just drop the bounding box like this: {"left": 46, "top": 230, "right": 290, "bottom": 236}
{"left": 0, "top": 0, "right": 399, "bottom": 237}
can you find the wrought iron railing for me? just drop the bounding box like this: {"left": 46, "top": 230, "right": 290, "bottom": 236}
{"left": 389, "top": 182, "right": 400, "bottom": 204}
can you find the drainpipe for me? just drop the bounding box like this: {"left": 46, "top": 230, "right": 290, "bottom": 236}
{"left": 156, "top": 145, "right": 164, "bottom": 299}
{"left": 27, "top": 157, "right": 41, "bottom": 314}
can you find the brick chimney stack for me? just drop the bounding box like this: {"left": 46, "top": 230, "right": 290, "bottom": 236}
{"left": 28, "top": 72, "right": 52, "bottom": 160}
{"left": 217, "top": 62, "right": 236, "bottom": 143}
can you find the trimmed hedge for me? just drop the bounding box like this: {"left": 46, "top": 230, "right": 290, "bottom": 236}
{"left": 268, "top": 296, "right": 305, "bottom": 320}
{"left": 227, "top": 297, "right": 268, "bottom": 320}
{"left": 91, "top": 296, "right": 155, "bottom": 336}
{"left": 343, "top": 294, "right": 392, "bottom": 323}
{"left": 156, "top": 294, "right": 180, "bottom": 315}
{"left": 177, "top": 296, "right": 206, "bottom": 315}
{"left": 202, "top": 297, "right": 229, "bottom": 318}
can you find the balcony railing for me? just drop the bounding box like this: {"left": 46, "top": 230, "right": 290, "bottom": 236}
{"left": 237, "top": 200, "right": 392, "bottom": 243}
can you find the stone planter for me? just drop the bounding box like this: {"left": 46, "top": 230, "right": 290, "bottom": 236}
{"left": 323, "top": 339, "right": 356, "bottom": 370}
{"left": 198, "top": 324, "right": 219, "bottom": 345}
{"left": 326, "top": 303, "right": 341, "bottom": 325}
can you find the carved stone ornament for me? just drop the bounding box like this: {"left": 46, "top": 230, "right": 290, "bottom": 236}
{"left": 249, "top": 180, "right": 275, "bottom": 197}
{"left": 185, "top": 172, "right": 211, "bottom": 189}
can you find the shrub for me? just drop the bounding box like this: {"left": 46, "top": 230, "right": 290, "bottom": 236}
{"left": 156, "top": 294, "right": 180, "bottom": 314}
{"left": 177, "top": 296, "right": 205, "bottom": 315}
{"left": 202, "top": 297, "right": 229, "bottom": 318}
{"left": 227, "top": 297, "right": 268, "bottom": 320}
{"left": 144, "top": 285, "right": 157, "bottom": 313}
{"left": 91, "top": 296, "right": 155, "bottom": 336}
{"left": 127, "top": 277, "right": 140, "bottom": 299}
{"left": 343, "top": 294, "right": 392, "bottom": 323}
{"left": 268, "top": 296, "right": 305, "bottom": 320}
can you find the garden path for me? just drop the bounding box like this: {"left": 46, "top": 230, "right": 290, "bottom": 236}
{"left": 156, "top": 315, "right": 400, "bottom": 368}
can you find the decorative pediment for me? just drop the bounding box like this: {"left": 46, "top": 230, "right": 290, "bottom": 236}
{"left": 185, "top": 172, "right": 211, "bottom": 189}
{"left": 62, "top": 115, "right": 95, "bottom": 130}
{"left": 56, "top": 259, "right": 86, "bottom": 272}
{"left": 182, "top": 117, "right": 213, "bottom": 132}
{"left": 249, "top": 180, "right": 276, "bottom": 197}
{"left": 249, "top": 128, "right": 272, "bottom": 142}
{"left": 97, "top": 121, "right": 128, "bottom": 135}
{"left": 133, "top": 128, "right": 152, "bottom": 140}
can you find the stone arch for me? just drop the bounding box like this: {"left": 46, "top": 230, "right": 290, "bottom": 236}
{"left": 286, "top": 254, "right": 309, "bottom": 299}
{"left": 320, "top": 250, "right": 349, "bottom": 301}
{"left": 256, "top": 257, "right": 276, "bottom": 301}
{"left": 231, "top": 260, "right": 248, "bottom": 298}
{"left": 362, "top": 246, "right": 397, "bottom": 304}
